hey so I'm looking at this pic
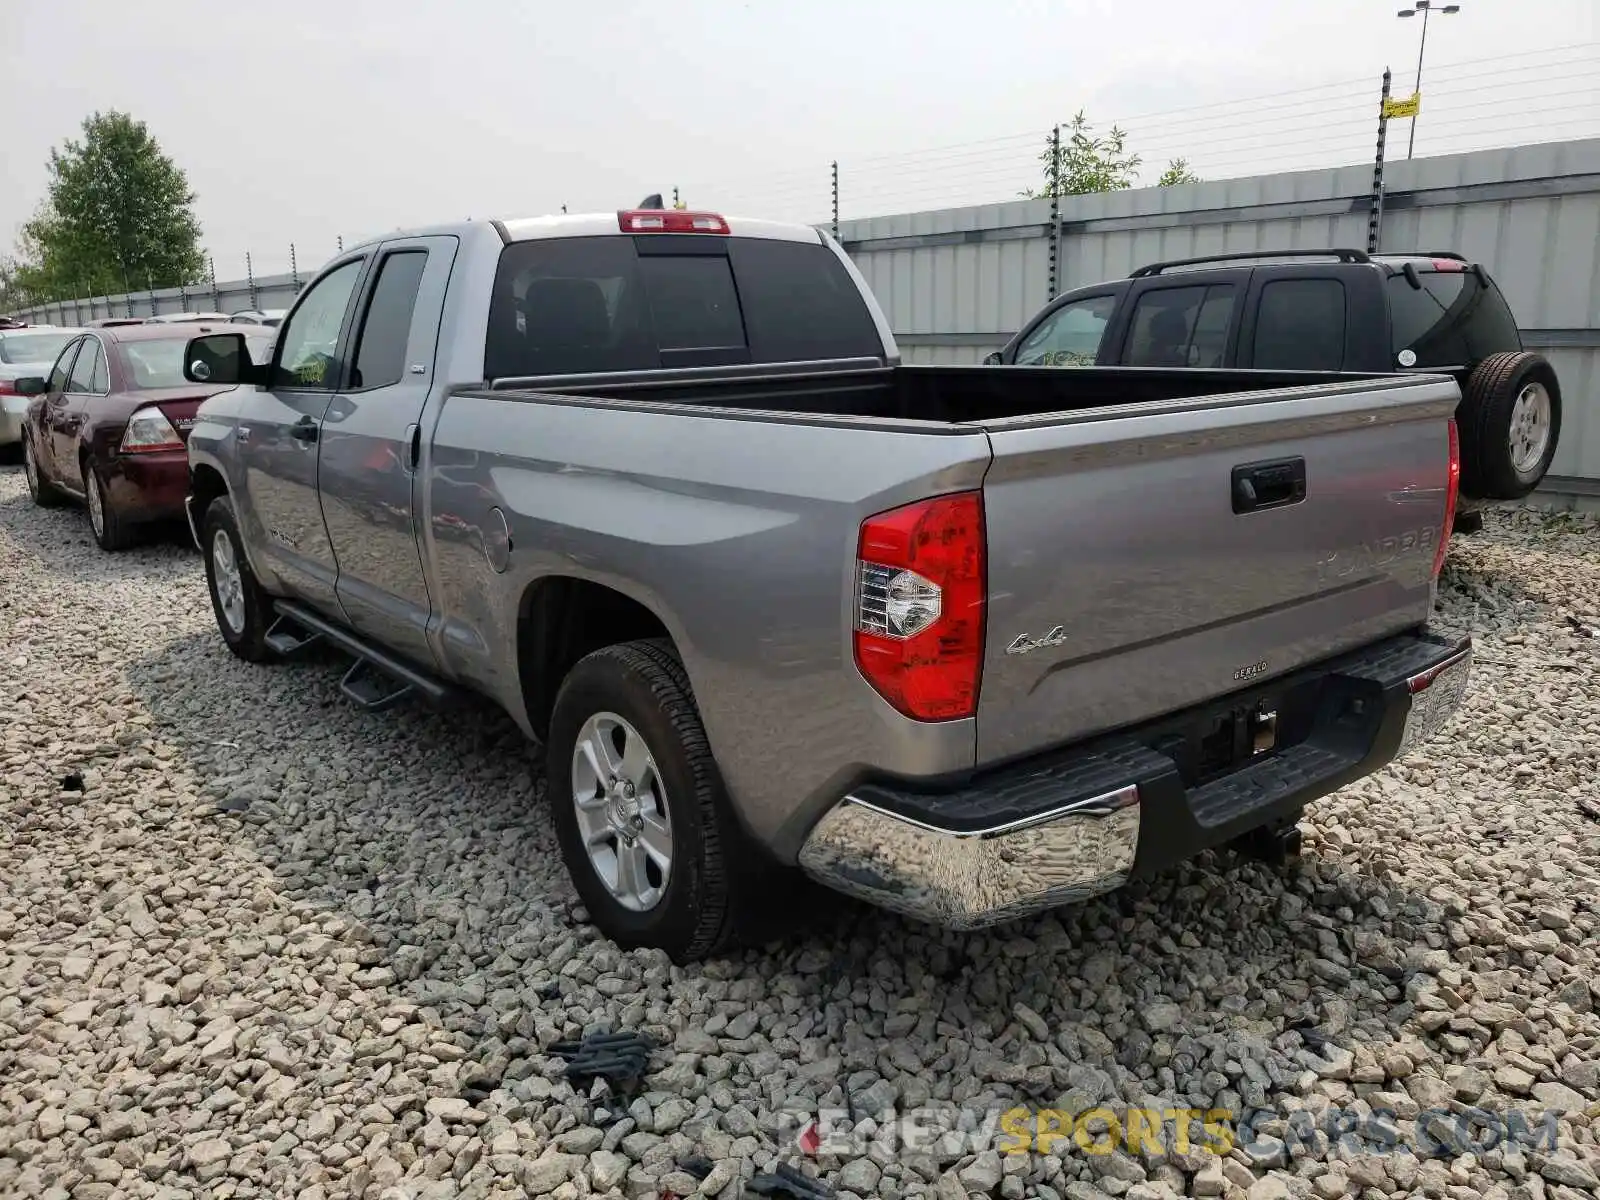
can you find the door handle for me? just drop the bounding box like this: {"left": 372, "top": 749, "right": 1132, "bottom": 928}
{"left": 1232, "top": 457, "right": 1306, "bottom": 514}
{"left": 403, "top": 423, "right": 421, "bottom": 473}
{"left": 289, "top": 418, "right": 319, "bottom": 444}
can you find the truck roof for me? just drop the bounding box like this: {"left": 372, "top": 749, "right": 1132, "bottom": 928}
{"left": 344, "top": 211, "right": 826, "bottom": 256}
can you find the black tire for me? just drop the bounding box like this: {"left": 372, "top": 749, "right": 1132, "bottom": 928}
{"left": 546, "top": 638, "right": 767, "bottom": 962}
{"left": 21, "top": 435, "right": 64, "bottom": 508}
{"left": 84, "top": 461, "right": 135, "bottom": 552}
{"left": 201, "top": 494, "right": 276, "bottom": 663}
{"left": 1458, "top": 352, "right": 1561, "bottom": 501}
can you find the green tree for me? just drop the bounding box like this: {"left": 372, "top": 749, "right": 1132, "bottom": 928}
{"left": 11, "top": 111, "right": 204, "bottom": 302}
{"left": 1157, "top": 158, "right": 1203, "bottom": 187}
{"left": 1022, "top": 111, "right": 1142, "bottom": 198}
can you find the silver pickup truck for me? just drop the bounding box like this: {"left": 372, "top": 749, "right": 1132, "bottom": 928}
{"left": 178, "top": 206, "right": 1472, "bottom": 961}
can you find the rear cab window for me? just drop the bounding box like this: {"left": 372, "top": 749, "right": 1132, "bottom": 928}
{"left": 1386, "top": 266, "right": 1522, "bottom": 369}
{"left": 484, "top": 233, "right": 884, "bottom": 379}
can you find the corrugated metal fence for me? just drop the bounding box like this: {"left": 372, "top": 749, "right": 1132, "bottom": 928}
{"left": 10, "top": 139, "right": 1600, "bottom": 488}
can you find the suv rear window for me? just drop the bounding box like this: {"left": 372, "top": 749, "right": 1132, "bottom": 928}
{"left": 485, "top": 235, "right": 883, "bottom": 378}
{"left": 1385, "top": 269, "right": 1522, "bottom": 368}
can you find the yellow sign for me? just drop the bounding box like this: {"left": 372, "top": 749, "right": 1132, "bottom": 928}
{"left": 1383, "top": 92, "right": 1421, "bottom": 119}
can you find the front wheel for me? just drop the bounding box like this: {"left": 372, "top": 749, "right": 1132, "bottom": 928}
{"left": 546, "top": 639, "right": 759, "bottom": 962}
{"left": 22, "top": 436, "right": 64, "bottom": 508}
{"left": 201, "top": 495, "right": 276, "bottom": 663}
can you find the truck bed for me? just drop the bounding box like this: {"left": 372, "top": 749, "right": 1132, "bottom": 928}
{"left": 483, "top": 361, "right": 1395, "bottom": 426}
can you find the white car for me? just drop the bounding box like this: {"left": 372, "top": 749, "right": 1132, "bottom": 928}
{"left": 229, "top": 309, "right": 287, "bottom": 327}
{"left": 0, "top": 327, "right": 85, "bottom": 448}
{"left": 144, "top": 312, "right": 232, "bottom": 325}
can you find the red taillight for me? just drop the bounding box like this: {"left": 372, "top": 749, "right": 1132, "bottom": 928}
{"left": 1433, "top": 418, "right": 1460, "bottom": 581}
{"left": 617, "top": 210, "right": 730, "bottom": 235}
{"left": 0, "top": 379, "right": 16, "bottom": 395}
{"left": 853, "top": 491, "right": 986, "bottom": 721}
{"left": 119, "top": 406, "right": 185, "bottom": 454}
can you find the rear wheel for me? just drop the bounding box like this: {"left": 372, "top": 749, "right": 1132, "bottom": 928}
{"left": 546, "top": 638, "right": 770, "bottom": 962}
{"left": 1459, "top": 352, "right": 1562, "bottom": 500}
{"left": 202, "top": 495, "right": 276, "bottom": 663}
{"left": 22, "top": 436, "right": 64, "bottom": 508}
{"left": 85, "top": 463, "right": 135, "bottom": 551}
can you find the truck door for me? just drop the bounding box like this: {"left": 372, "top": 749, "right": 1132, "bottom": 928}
{"left": 237, "top": 253, "right": 369, "bottom": 614}
{"left": 318, "top": 235, "right": 459, "bottom": 669}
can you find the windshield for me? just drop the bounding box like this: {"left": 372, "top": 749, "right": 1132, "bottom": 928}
{"left": 0, "top": 332, "right": 74, "bottom": 364}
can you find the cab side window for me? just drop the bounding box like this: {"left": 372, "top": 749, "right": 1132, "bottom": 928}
{"left": 350, "top": 250, "right": 428, "bottom": 390}
{"left": 1123, "top": 284, "right": 1236, "bottom": 368}
{"left": 1014, "top": 295, "right": 1116, "bottom": 366}
{"left": 67, "top": 339, "right": 104, "bottom": 394}
{"left": 49, "top": 339, "right": 82, "bottom": 393}
{"left": 273, "top": 259, "right": 365, "bottom": 390}
{"left": 1252, "top": 279, "right": 1346, "bottom": 371}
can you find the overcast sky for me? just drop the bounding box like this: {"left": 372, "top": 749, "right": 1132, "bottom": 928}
{"left": 3, "top": 0, "right": 1597, "bottom": 278}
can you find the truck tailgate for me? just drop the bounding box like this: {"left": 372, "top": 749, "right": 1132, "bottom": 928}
{"left": 973, "top": 374, "right": 1459, "bottom": 764}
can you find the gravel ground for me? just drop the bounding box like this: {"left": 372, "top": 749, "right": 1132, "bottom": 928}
{"left": 2, "top": 466, "right": 1599, "bottom": 1200}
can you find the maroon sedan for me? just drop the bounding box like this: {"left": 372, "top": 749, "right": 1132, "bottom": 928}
{"left": 16, "top": 324, "right": 274, "bottom": 551}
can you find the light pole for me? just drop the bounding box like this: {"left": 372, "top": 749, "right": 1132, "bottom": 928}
{"left": 1397, "top": 0, "right": 1460, "bottom": 160}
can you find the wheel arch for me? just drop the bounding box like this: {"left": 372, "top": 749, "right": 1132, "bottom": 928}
{"left": 515, "top": 573, "right": 682, "bottom": 741}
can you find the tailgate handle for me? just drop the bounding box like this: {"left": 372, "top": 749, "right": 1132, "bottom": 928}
{"left": 1232, "top": 457, "right": 1306, "bottom": 514}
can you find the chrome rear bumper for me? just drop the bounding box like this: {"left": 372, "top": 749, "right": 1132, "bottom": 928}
{"left": 798, "top": 632, "right": 1471, "bottom": 930}
{"left": 798, "top": 786, "right": 1140, "bottom": 929}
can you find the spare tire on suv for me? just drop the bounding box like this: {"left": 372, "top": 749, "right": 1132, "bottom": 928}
{"left": 1458, "top": 351, "right": 1562, "bottom": 500}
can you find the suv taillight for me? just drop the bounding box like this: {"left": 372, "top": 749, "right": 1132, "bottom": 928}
{"left": 1433, "top": 418, "right": 1460, "bottom": 581}
{"left": 853, "top": 491, "right": 986, "bottom": 721}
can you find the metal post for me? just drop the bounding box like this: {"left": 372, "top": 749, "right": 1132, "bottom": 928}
{"left": 148, "top": 274, "right": 157, "bottom": 317}
{"left": 1048, "top": 124, "right": 1062, "bottom": 300}
{"left": 209, "top": 256, "right": 219, "bottom": 311}
{"left": 1407, "top": 5, "right": 1428, "bottom": 159}
{"left": 1370, "top": 69, "right": 1392, "bottom": 254}
{"left": 337, "top": 235, "right": 344, "bottom": 253}
{"left": 831, "top": 161, "right": 840, "bottom": 243}
{"left": 121, "top": 267, "right": 133, "bottom": 318}
{"left": 672, "top": 186, "right": 680, "bottom": 209}
{"left": 290, "top": 243, "right": 299, "bottom": 290}
{"left": 246, "top": 252, "right": 258, "bottom": 310}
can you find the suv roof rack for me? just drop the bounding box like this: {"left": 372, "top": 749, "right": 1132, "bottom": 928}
{"left": 1129, "top": 248, "right": 1372, "bottom": 277}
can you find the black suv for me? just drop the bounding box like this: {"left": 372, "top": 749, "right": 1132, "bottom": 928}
{"left": 987, "top": 249, "right": 1561, "bottom": 514}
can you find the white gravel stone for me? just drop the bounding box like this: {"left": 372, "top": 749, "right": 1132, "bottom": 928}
{"left": 2, "top": 477, "right": 1599, "bottom": 1200}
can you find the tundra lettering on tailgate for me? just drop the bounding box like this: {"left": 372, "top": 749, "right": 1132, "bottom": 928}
{"left": 1316, "top": 526, "right": 1438, "bottom": 583}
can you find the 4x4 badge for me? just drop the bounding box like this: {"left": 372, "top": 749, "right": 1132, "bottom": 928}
{"left": 1006, "top": 626, "right": 1068, "bottom": 656}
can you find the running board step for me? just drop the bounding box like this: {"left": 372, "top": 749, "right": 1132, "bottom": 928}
{"left": 340, "top": 660, "right": 414, "bottom": 712}
{"left": 265, "top": 614, "right": 322, "bottom": 656}
{"left": 271, "top": 599, "right": 457, "bottom": 710}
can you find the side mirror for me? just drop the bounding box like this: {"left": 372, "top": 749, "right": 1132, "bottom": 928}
{"left": 183, "top": 332, "right": 268, "bottom": 387}
{"left": 12, "top": 376, "right": 48, "bottom": 397}
{"left": 982, "top": 351, "right": 1003, "bottom": 366}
